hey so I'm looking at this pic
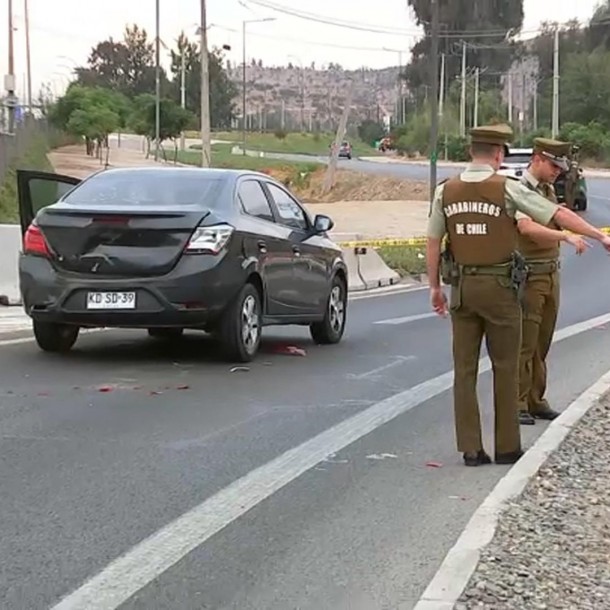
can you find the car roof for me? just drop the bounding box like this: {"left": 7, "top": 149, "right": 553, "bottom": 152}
{"left": 506, "top": 148, "right": 533, "bottom": 155}
{"left": 86, "top": 166, "right": 277, "bottom": 184}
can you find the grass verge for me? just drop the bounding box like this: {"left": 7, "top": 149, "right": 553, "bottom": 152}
{"left": 177, "top": 144, "right": 320, "bottom": 190}
{"left": 377, "top": 245, "right": 427, "bottom": 277}
{"left": 185, "top": 130, "right": 380, "bottom": 157}
{"left": 0, "top": 133, "right": 54, "bottom": 224}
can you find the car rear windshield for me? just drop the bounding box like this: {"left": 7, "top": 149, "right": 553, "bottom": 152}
{"left": 61, "top": 171, "right": 225, "bottom": 208}
{"left": 504, "top": 154, "right": 531, "bottom": 165}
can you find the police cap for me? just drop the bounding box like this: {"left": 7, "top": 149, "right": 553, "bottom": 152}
{"left": 533, "top": 137, "right": 571, "bottom": 172}
{"left": 469, "top": 123, "right": 513, "bottom": 147}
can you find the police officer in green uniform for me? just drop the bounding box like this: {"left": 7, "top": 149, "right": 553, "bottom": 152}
{"left": 515, "top": 138, "right": 607, "bottom": 425}
{"left": 426, "top": 124, "right": 610, "bottom": 467}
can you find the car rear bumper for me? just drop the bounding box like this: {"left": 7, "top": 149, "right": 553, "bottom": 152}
{"left": 19, "top": 253, "right": 245, "bottom": 328}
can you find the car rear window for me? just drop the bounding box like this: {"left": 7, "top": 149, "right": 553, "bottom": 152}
{"left": 504, "top": 154, "right": 531, "bottom": 165}
{"left": 61, "top": 171, "right": 225, "bottom": 208}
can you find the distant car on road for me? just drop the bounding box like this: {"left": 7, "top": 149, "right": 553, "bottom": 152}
{"left": 497, "top": 147, "right": 532, "bottom": 178}
{"left": 338, "top": 141, "right": 352, "bottom": 160}
{"left": 16, "top": 167, "right": 348, "bottom": 362}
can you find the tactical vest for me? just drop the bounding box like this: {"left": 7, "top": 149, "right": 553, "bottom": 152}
{"left": 442, "top": 174, "right": 516, "bottom": 266}
{"left": 517, "top": 180, "right": 561, "bottom": 260}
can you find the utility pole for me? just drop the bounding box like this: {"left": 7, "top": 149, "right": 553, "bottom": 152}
{"left": 473, "top": 67, "right": 480, "bottom": 128}
{"left": 507, "top": 72, "right": 513, "bottom": 123}
{"left": 533, "top": 83, "right": 538, "bottom": 131}
{"left": 459, "top": 41, "right": 466, "bottom": 137}
{"left": 520, "top": 71, "right": 525, "bottom": 145}
{"left": 429, "top": 0, "right": 440, "bottom": 201}
{"left": 154, "top": 0, "right": 160, "bottom": 161}
{"left": 323, "top": 80, "right": 355, "bottom": 194}
{"left": 200, "top": 0, "right": 211, "bottom": 167}
{"left": 24, "top": 0, "right": 32, "bottom": 112}
{"left": 552, "top": 27, "right": 559, "bottom": 138}
{"left": 242, "top": 20, "right": 247, "bottom": 155}
{"left": 438, "top": 53, "right": 445, "bottom": 119}
{"left": 180, "top": 51, "right": 186, "bottom": 151}
{"left": 6, "top": 0, "right": 16, "bottom": 132}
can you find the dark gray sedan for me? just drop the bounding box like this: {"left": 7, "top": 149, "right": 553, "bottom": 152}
{"left": 16, "top": 167, "right": 348, "bottom": 362}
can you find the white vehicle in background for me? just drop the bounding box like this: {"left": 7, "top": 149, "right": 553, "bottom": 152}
{"left": 498, "top": 147, "right": 533, "bottom": 178}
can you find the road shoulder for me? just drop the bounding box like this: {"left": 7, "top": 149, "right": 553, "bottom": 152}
{"left": 414, "top": 368, "right": 610, "bottom": 610}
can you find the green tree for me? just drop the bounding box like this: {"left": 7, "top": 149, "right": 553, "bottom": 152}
{"left": 405, "top": 0, "right": 524, "bottom": 102}
{"left": 75, "top": 25, "right": 169, "bottom": 98}
{"left": 128, "top": 94, "right": 194, "bottom": 161}
{"left": 48, "top": 85, "right": 128, "bottom": 159}
{"left": 169, "top": 33, "right": 237, "bottom": 129}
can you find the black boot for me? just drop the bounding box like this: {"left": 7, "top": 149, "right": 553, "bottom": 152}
{"left": 519, "top": 410, "right": 536, "bottom": 425}
{"left": 495, "top": 450, "right": 524, "bottom": 465}
{"left": 463, "top": 450, "right": 492, "bottom": 467}
{"left": 532, "top": 408, "right": 560, "bottom": 421}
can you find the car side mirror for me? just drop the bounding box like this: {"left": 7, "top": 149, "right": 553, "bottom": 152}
{"left": 313, "top": 214, "right": 333, "bottom": 234}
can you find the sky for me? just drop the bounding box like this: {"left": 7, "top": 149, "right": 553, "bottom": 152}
{"left": 0, "top": 0, "right": 602, "bottom": 100}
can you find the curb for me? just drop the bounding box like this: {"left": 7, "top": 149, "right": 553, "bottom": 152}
{"left": 413, "top": 368, "right": 610, "bottom": 610}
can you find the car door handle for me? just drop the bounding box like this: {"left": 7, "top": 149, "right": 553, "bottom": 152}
{"left": 257, "top": 240, "right": 267, "bottom": 253}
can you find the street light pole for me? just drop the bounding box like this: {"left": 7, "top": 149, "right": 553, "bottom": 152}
{"left": 241, "top": 17, "right": 275, "bottom": 155}
{"left": 429, "top": 0, "right": 440, "bottom": 201}
{"left": 200, "top": 0, "right": 211, "bottom": 167}
{"left": 24, "top": 0, "right": 33, "bottom": 112}
{"left": 242, "top": 20, "right": 247, "bottom": 155}
{"left": 154, "top": 0, "right": 161, "bottom": 161}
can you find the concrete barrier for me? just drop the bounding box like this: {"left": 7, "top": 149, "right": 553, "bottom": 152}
{"left": 356, "top": 246, "right": 400, "bottom": 289}
{"left": 0, "top": 224, "right": 21, "bottom": 306}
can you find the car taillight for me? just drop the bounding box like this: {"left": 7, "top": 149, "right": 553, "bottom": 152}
{"left": 23, "top": 223, "right": 51, "bottom": 257}
{"left": 185, "top": 223, "right": 234, "bottom": 254}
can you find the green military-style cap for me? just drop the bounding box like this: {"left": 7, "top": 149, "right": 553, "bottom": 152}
{"left": 533, "top": 137, "right": 571, "bottom": 171}
{"left": 469, "top": 123, "right": 513, "bottom": 146}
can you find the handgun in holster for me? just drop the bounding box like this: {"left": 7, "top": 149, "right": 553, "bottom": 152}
{"left": 440, "top": 240, "right": 460, "bottom": 286}
{"left": 510, "top": 251, "right": 529, "bottom": 302}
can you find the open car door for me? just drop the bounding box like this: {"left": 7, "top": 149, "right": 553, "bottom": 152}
{"left": 16, "top": 169, "right": 81, "bottom": 237}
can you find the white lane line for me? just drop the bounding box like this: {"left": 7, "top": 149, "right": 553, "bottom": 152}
{"left": 50, "top": 311, "right": 610, "bottom": 610}
{"left": 374, "top": 312, "right": 437, "bottom": 325}
{"left": 348, "top": 355, "right": 416, "bottom": 379}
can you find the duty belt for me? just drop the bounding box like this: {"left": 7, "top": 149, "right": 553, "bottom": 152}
{"left": 461, "top": 264, "right": 511, "bottom": 277}
{"left": 526, "top": 260, "right": 560, "bottom": 274}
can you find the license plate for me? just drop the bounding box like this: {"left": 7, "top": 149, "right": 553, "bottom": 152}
{"left": 86, "top": 291, "right": 136, "bottom": 309}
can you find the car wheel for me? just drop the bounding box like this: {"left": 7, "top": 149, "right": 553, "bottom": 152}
{"left": 147, "top": 328, "right": 184, "bottom": 340}
{"left": 576, "top": 197, "right": 587, "bottom": 211}
{"left": 33, "top": 321, "right": 79, "bottom": 353}
{"left": 310, "top": 275, "right": 347, "bottom": 345}
{"left": 219, "top": 283, "right": 262, "bottom": 362}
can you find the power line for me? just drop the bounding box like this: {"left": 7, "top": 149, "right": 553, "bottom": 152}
{"left": 244, "top": 0, "right": 536, "bottom": 38}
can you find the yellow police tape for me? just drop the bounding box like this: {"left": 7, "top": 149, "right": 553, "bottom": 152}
{"left": 338, "top": 227, "right": 610, "bottom": 248}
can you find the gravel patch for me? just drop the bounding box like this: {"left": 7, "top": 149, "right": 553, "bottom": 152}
{"left": 458, "top": 393, "right": 610, "bottom": 610}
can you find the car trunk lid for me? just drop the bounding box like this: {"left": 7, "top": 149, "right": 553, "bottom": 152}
{"left": 37, "top": 205, "right": 210, "bottom": 276}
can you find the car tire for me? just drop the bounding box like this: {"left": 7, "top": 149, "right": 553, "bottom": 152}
{"left": 575, "top": 197, "right": 587, "bottom": 211}
{"left": 147, "top": 328, "right": 184, "bottom": 340}
{"left": 310, "top": 275, "right": 347, "bottom": 345}
{"left": 33, "top": 321, "right": 79, "bottom": 353}
{"left": 219, "top": 283, "right": 262, "bottom": 362}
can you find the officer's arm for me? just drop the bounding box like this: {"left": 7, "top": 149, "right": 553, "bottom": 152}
{"left": 516, "top": 211, "right": 569, "bottom": 245}
{"left": 553, "top": 206, "right": 608, "bottom": 242}
{"left": 426, "top": 185, "right": 446, "bottom": 290}
{"left": 508, "top": 179, "right": 607, "bottom": 243}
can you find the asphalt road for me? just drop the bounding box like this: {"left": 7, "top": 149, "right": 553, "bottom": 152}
{"left": 3, "top": 149, "right": 610, "bottom": 609}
